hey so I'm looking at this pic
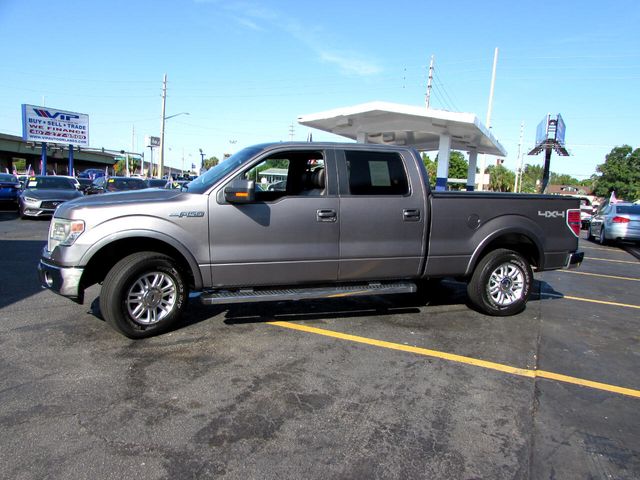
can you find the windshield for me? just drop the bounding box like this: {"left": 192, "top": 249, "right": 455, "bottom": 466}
{"left": 186, "top": 146, "right": 264, "bottom": 194}
{"left": 0, "top": 174, "right": 18, "bottom": 182}
{"left": 25, "top": 176, "right": 77, "bottom": 190}
{"left": 107, "top": 178, "right": 148, "bottom": 191}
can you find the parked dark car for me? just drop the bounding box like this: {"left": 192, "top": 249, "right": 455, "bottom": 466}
{"left": 164, "top": 180, "right": 190, "bottom": 190}
{"left": 76, "top": 178, "right": 93, "bottom": 193}
{"left": 588, "top": 202, "right": 640, "bottom": 244}
{"left": 78, "top": 168, "right": 107, "bottom": 180}
{"left": 17, "top": 175, "right": 29, "bottom": 189}
{"left": 0, "top": 173, "right": 21, "bottom": 209}
{"left": 146, "top": 178, "right": 169, "bottom": 188}
{"left": 19, "top": 175, "right": 83, "bottom": 218}
{"left": 85, "top": 176, "right": 148, "bottom": 195}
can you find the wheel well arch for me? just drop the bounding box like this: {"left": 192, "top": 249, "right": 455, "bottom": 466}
{"left": 81, "top": 237, "right": 198, "bottom": 291}
{"left": 467, "top": 232, "right": 542, "bottom": 277}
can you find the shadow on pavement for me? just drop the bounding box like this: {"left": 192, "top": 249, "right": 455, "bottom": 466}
{"left": 0, "top": 239, "right": 47, "bottom": 309}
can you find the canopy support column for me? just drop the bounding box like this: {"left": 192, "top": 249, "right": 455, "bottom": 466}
{"left": 466, "top": 148, "right": 478, "bottom": 191}
{"left": 435, "top": 133, "right": 451, "bottom": 191}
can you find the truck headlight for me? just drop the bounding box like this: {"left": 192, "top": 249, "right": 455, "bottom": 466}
{"left": 48, "top": 219, "right": 85, "bottom": 251}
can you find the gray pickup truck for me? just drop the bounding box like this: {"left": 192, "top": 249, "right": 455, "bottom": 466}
{"left": 39, "top": 142, "right": 583, "bottom": 338}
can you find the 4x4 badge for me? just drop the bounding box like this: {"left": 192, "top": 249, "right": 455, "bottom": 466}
{"left": 538, "top": 210, "right": 565, "bottom": 218}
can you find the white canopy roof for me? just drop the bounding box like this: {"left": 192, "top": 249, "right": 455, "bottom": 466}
{"left": 298, "top": 101, "right": 506, "bottom": 156}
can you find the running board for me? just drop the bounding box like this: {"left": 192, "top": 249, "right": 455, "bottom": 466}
{"left": 200, "top": 281, "right": 417, "bottom": 305}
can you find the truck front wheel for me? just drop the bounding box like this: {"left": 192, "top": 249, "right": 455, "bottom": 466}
{"left": 467, "top": 249, "right": 533, "bottom": 316}
{"left": 100, "top": 252, "right": 188, "bottom": 338}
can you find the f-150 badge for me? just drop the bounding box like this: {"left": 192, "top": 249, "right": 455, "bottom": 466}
{"left": 169, "top": 211, "right": 205, "bottom": 218}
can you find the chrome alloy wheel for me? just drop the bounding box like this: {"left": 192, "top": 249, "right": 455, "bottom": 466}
{"left": 487, "top": 262, "right": 525, "bottom": 306}
{"left": 126, "top": 271, "right": 178, "bottom": 325}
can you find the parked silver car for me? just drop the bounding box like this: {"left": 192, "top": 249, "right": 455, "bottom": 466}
{"left": 588, "top": 202, "right": 640, "bottom": 244}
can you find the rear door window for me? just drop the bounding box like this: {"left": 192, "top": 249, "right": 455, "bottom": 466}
{"left": 345, "top": 151, "right": 408, "bottom": 195}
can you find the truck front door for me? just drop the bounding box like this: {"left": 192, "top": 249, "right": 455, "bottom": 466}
{"left": 208, "top": 149, "right": 339, "bottom": 287}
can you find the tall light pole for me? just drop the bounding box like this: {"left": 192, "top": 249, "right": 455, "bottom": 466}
{"left": 158, "top": 74, "right": 167, "bottom": 178}
{"left": 199, "top": 148, "right": 205, "bottom": 174}
{"left": 158, "top": 106, "right": 189, "bottom": 178}
{"left": 479, "top": 47, "right": 499, "bottom": 191}
{"left": 157, "top": 73, "right": 190, "bottom": 178}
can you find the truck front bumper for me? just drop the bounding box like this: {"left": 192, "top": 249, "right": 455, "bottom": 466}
{"left": 38, "top": 259, "right": 85, "bottom": 303}
{"left": 565, "top": 251, "right": 584, "bottom": 269}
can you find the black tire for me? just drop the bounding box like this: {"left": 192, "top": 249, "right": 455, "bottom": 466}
{"left": 99, "top": 252, "right": 188, "bottom": 339}
{"left": 598, "top": 227, "right": 608, "bottom": 245}
{"left": 467, "top": 249, "right": 533, "bottom": 316}
{"left": 586, "top": 225, "right": 595, "bottom": 241}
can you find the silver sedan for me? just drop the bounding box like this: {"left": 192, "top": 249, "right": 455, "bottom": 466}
{"left": 588, "top": 202, "right": 640, "bottom": 244}
{"left": 19, "top": 176, "right": 83, "bottom": 218}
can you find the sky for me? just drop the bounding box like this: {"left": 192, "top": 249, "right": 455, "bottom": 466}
{"left": 1, "top": 0, "right": 639, "bottom": 179}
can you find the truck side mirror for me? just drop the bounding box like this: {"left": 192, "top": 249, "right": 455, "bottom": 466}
{"left": 224, "top": 179, "right": 255, "bottom": 204}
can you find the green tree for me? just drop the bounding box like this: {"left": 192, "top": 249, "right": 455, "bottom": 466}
{"left": 11, "top": 158, "right": 26, "bottom": 173}
{"left": 203, "top": 156, "right": 220, "bottom": 170}
{"left": 550, "top": 172, "right": 579, "bottom": 185}
{"left": 520, "top": 164, "right": 543, "bottom": 193}
{"left": 593, "top": 145, "right": 640, "bottom": 201}
{"left": 487, "top": 164, "right": 516, "bottom": 192}
{"left": 434, "top": 151, "right": 469, "bottom": 190}
{"left": 114, "top": 157, "right": 140, "bottom": 175}
{"left": 421, "top": 153, "right": 436, "bottom": 188}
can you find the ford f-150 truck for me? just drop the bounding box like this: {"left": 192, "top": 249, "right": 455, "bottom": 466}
{"left": 38, "top": 142, "right": 583, "bottom": 338}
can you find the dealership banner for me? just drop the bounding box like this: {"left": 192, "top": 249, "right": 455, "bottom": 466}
{"left": 22, "top": 104, "right": 89, "bottom": 147}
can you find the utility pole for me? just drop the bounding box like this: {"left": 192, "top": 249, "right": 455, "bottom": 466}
{"left": 158, "top": 73, "right": 167, "bottom": 179}
{"left": 514, "top": 121, "right": 524, "bottom": 192}
{"left": 486, "top": 48, "right": 499, "bottom": 129}
{"left": 425, "top": 55, "right": 434, "bottom": 109}
{"left": 479, "top": 47, "right": 499, "bottom": 191}
{"left": 289, "top": 122, "right": 295, "bottom": 141}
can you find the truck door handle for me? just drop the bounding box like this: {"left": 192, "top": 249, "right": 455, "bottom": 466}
{"left": 403, "top": 209, "right": 421, "bottom": 221}
{"left": 317, "top": 209, "right": 337, "bottom": 222}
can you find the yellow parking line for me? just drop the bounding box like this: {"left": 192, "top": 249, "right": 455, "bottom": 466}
{"left": 267, "top": 321, "right": 640, "bottom": 399}
{"left": 557, "top": 270, "right": 640, "bottom": 282}
{"left": 579, "top": 245, "right": 623, "bottom": 252}
{"left": 543, "top": 293, "right": 640, "bottom": 310}
{"left": 587, "top": 257, "right": 638, "bottom": 265}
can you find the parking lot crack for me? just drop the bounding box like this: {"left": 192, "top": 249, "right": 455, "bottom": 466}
{"left": 526, "top": 279, "right": 546, "bottom": 480}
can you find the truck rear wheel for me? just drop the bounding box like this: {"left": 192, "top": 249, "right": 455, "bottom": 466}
{"left": 467, "top": 249, "right": 532, "bottom": 316}
{"left": 100, "top": 252, "right": 188, "bottom": 339}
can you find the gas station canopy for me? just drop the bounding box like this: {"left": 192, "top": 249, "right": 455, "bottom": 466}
{"left": 298, "top": 101, "right": 506, "bottom": 156}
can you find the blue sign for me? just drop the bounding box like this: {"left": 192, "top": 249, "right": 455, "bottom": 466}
{"left": 555, "top": 114, "right": 566, "bottom": 146}
{"left": 535, "top": 114, "right": 549, "bottom": 147}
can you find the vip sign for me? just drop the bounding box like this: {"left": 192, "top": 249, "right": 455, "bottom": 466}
{"left": 22, "top": 104, "right": 89, "bottom": 147}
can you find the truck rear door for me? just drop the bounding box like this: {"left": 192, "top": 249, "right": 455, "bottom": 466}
{"left": 336, "top": 149, "right": 428, "bottom": 281}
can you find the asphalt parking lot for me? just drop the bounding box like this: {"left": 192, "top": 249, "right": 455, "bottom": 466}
{"left": 1, "top": 210, "right": 638, "bottom": 479}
